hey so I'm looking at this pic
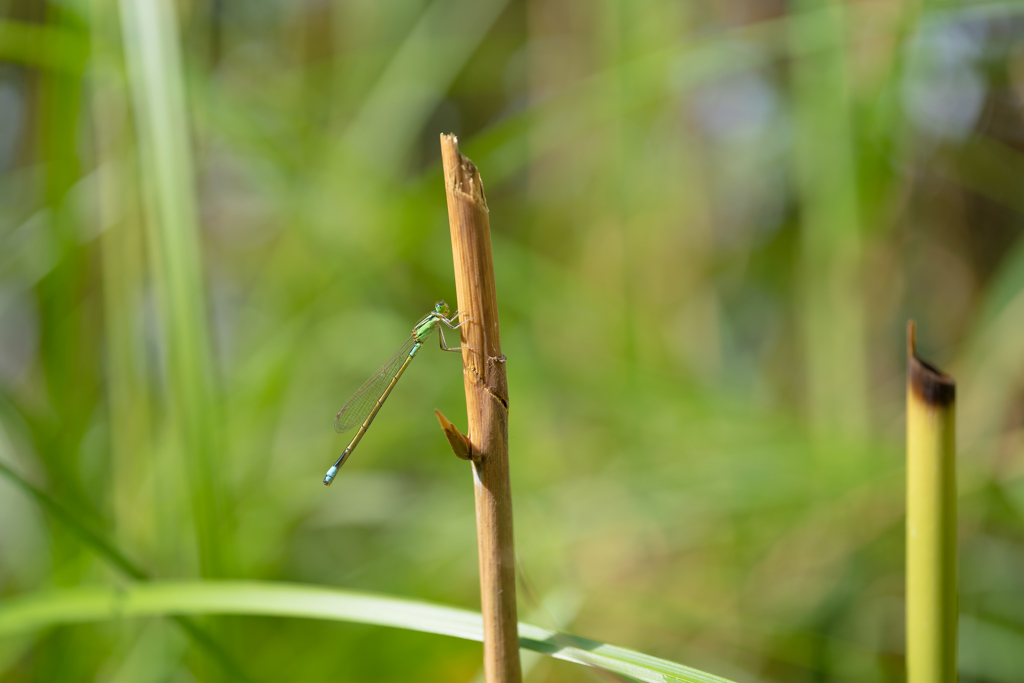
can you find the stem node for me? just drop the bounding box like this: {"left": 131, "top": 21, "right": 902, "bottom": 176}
{"left": 435, "top": 409, "right": 473, "bottom": 461}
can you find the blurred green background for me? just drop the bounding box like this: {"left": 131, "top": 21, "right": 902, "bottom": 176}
{"left": 2, "top": 0, "right": 1024, "bottom": 680}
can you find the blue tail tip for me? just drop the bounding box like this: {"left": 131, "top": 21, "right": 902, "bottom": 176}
{"left": 323, "top": 465, "right": 338, "bottom": 487}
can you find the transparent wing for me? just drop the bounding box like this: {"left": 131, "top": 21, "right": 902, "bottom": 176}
{"left": 334, "top": 334, "right": 417, "bottom": 433}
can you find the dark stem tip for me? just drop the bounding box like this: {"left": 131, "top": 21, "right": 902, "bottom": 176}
{"left": 907, "top": 320, "right": 955, "bottom": 407}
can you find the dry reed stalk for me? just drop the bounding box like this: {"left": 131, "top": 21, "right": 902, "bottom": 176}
{"left": 438, "top": 133, "right": 521, "bottom": 683}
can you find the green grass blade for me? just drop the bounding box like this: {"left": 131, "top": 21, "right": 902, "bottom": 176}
{"left": 0, "top": 460, "right": 145, "bottom": 580}
{"left": 0, "top": 461, "right": 253, "bottom": 682}
{"left": 343, "top": 0, "right": 511, "bottom": 171}
{"left": 88, "top": 0, "right": 156, "bottom": 564}
{"left": 789, "top": 0, "right": 867, "bottom": 434}
{"left": 0, "top": 581, "right": 737, "bottom": 683}
{"left": 118, "top": 0, "right": 225, "bottom": 576}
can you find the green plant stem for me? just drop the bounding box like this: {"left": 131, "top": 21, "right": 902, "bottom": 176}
{"left": 906, "top": 321, "right": 958, "bottom": 683}
{"left": 789, "top": 0, "right": 867, "bottom": 434}
{"left": 118, "top": 0, "right": 226, "bottom": 577}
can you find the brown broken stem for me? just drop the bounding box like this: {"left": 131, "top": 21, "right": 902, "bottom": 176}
{"left": 439, "top": 133, "right": 521, "bottom": 683}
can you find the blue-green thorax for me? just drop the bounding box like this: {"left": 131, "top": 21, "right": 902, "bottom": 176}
{"left": 413, "top": 301, "right": 450, "bottom": 343}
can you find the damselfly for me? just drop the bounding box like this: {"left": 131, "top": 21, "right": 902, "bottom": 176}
{"left": 323, "top": 301, "right": 470, "bottom": 486}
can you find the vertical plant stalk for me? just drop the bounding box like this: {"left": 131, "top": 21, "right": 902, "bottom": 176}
{"left": 119, "top": 0, "right": 225, "bottom": 577}
{"left": 906, "top": 321, "right": 957, "bottom": 683}
{"left": 440, "top": 134, "right": 522, "bottom": 683}
{"left": 790, "top": 0, "right": 868, "bottom": 435}
{"left": 89, "top": 0, "right": 154, "bottom": 554}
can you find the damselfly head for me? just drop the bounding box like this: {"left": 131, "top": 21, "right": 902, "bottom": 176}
{"left": 435, "top": 300, "right": 450, "bottom": 316}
